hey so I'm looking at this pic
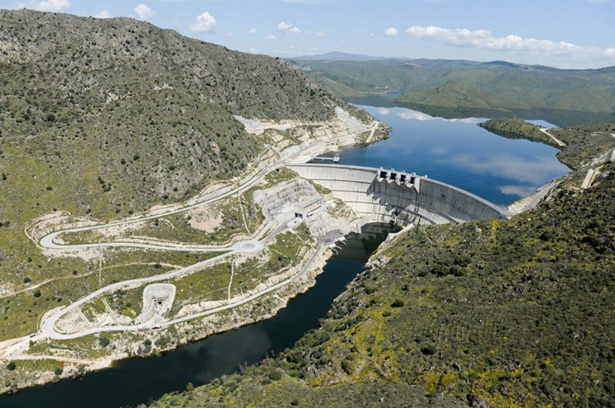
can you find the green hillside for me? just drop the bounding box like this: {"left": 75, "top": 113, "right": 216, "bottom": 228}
{"left": 291, "top": 59, "right": 615, "bottom": 124}
{"left": 396, "top": 81, "right": 529, "bottom": 111}
{"left": 0, "top": 10, "right": 367, "bottom": 340}
{"left": 150, "top": 161, "right": 615, "bottom": 408}
{"left": 149, "top": 118, "right": 615, "bottom": 407}
{"left": 478, "top": 118, "right": 557, "bottom": 146}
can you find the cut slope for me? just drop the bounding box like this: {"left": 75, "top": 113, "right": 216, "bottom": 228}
{"left": 0, "top": 10, "right": 371, "bottom": 339}
{"left": 151, "top": 163, "right": 615, "bottom": 408}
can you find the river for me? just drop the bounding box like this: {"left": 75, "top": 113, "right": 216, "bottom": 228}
{"left": 2, "top": 101, "right": 571, "bottom": 407}
{"left": 1, "top": 224, "right": 398, "bottom": 408}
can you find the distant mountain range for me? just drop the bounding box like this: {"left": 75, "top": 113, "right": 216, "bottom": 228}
{"left": 290, "top": 53, "right": 615, "bottom": 125}
{"left": 293, "top": 51, "right": 583, "bottom": 71}
{"left": 294, "top": 51, "right": 398, "bottom": 62}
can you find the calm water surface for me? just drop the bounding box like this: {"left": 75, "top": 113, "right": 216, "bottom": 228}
{"left": 2, "top": 101, "right": 572, "bottom": 407}
{"left": 2, "top": 224, "right": 397, "bottom": 408}
{"left": 337, "top": 105, "right": 570, "bottom": 206}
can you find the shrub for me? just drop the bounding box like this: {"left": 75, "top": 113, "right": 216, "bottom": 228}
{"left": 99, "top": 337, "right": 110, "bottom": 347}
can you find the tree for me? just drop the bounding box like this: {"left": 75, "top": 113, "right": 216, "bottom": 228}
{"left": 7, "top": 361, "right": 16, "bottom": 371}
{"left": 99, "top": 336, "right": 110, "bottom": 347}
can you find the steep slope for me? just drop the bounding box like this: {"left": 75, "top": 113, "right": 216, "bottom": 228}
{"left": 151, "top": 162, "right": 615, "bottom": 408}
{"left": 0, "top": 10, "right": 371, "bottom": 339}
{"left": 0, "top": 10, "right": 354, "bottom": 216}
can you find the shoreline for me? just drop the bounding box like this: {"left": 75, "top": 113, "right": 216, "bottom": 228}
{"left": 0, "top": 114, "right": 382, "bottom": 394}
{"left": 1, "top": 244, "right": 335, "bottom": 395}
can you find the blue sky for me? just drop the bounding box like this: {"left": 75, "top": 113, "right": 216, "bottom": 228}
{"left": 3, "top": 0, "right": 615, "bottom": 68}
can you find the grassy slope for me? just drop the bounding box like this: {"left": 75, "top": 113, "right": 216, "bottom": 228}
{"left": 396, "top": 81, "right": 529, "bottom": 111}
{"left": 0, "top": 10, "right": 365, "bottom": 341}
{"left": 478, "top": 118, "right": 558, "bottom": 147}
{"left": 151, "top": 163, "right": 615, "bottom": 408}
{"left": 292, "top": 60, "right": 615, "bottom": 115}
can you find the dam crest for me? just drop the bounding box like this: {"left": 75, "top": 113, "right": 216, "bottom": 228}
{"left": 287, "top": 163, "right": 513, "bottom": 226}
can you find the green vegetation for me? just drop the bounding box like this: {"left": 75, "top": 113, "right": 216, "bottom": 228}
{"left": 151, "top": 163, "right": 615, "bottom": 408}
{"left": 0, "top": 249, "right": 217, "bottom": 341}
{"left": 291, "top": 59, "right": 615, "bottom": 125}
{"left": 479, "top": 118, "right": 615, "bottom": 170}
{"left": 0, "top": 9, "right": 368, "bottom": 343}
{"left": 479, "top": 118, "right": 554, "bottom": 145}
{"left": 61, "top": 169, "right": 300, "bottom": 247}
{"left": 397, "top": 81, "right": 527, "bottom": 111}
{"left": 550, "top": 123, "right": 615, "bottom": 168}
{"left": 169, "top": 262, "right": 232, "bottom": 315}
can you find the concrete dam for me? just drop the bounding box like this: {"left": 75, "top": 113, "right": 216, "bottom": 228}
{"left": 287, "top": 163, "right": 513, "bottom": 225}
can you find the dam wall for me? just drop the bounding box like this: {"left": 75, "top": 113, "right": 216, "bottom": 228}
{"left": 287, "top": 163, "right": 511, "bottom": 225}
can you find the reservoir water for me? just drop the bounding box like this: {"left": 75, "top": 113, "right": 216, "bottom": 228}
{"left": 337, "top": 105, "right": 570, "bottom": 206}
{"left": 2, "top": 224, "right": 398, "bottom": 408}
{"left": 2, "top": 102, "right": 570, "bottom": 407}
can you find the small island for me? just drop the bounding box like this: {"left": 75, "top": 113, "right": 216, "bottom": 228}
{"left": 478, "top": 117, "right": 559, "bottom": 147}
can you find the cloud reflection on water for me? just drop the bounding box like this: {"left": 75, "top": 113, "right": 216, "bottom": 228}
{"left": 446, "top": 153, "right": 565, "bottom": 185}
{"left": 497, "top": 185, "right": 539, "bottom": 197}
{"left": 395, "top": 108, "right": 481, "bottom": 124}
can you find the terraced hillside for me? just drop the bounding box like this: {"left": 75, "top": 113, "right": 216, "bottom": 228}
{"left": 0, "top": 10, "right": 371, "bottom": 340}
{"left": 150, "top": 160, "right": 615, "bottom": 408}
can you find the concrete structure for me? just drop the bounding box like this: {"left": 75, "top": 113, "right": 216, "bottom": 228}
{"left": 287, "top": 163, "right": 512, "bottom": 225}
{"left": 135, "top": 284, "right": 176, "bottom": 326}
{"left": 581, "top": 168, "right": 599, "bottom": 189}
{"left": 254, "top": 179, "right": 319, "bottom": 221}
{"left": 294, "top": 197, "right": 324, "bottom": 219}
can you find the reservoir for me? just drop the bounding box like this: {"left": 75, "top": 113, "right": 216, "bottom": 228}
{"left": 337, "top": 105, "right": 570, "bottom": 206}
{"left": 2, "top": 102, "right": 570, "bottom": 407}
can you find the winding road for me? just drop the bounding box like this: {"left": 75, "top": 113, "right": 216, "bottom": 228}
{"left": 32, "top": 123, "right": 378, "bottom": 341}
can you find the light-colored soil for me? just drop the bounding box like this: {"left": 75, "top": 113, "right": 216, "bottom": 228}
{"left": 186, "top": 205, "right": 223, "bottom": 232}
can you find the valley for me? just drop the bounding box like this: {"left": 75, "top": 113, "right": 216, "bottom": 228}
{"left": 0, "top": 6, "right": 614, "bottom": 408}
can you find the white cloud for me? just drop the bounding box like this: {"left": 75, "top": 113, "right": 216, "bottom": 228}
{"left": 603, "top": 48, "right": 615, "bottom": 57}
{"left": 249, "top": 28, "right": 257, "bottom": 34}
{"left": 265, "top": 35, "right": 276, "bottom": 40}
{"left": 94, "top": 9, "right": 111, "bottom": 19}
{"left": 31, "top": 0, "right": 70, "bottom": 12}
{"left": 384, "top": 27, "right": 398, "bottom": 37}
{"left": 277, "top": 22, "right": 293, "bottom": 32}
{"left": 190, "top": 12, "right": 217, "bottom": 33}
{"left": 277, "top": 21, "right": 301, "bottom": 34}
{"left": 315, "top": 32, "right": 325, "bottom": 38}
{"left": 369, "top": 33, "right": 376, "bottom": 38}
{"left": 405, "top": 25, "right": 615, "bottom": 60}
{"left": 449, "top": 154, "right": 565, "bottom": 185}
{"left": 134, "top": 4, "right": 156, "bottom": 21}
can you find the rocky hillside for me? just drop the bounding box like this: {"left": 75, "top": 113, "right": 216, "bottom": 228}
{"left": 0, "top": 10, "right": 361, "bottom": 217}
{"left": 0, "top": 10, "right": 371, "bottom": 338}
{"left": 151, "top": 162, "right": 615, "bottom": 408}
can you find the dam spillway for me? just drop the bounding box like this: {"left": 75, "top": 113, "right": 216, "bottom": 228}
{"left": 287, "top": 163, "right": 512, "bottom": 225}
